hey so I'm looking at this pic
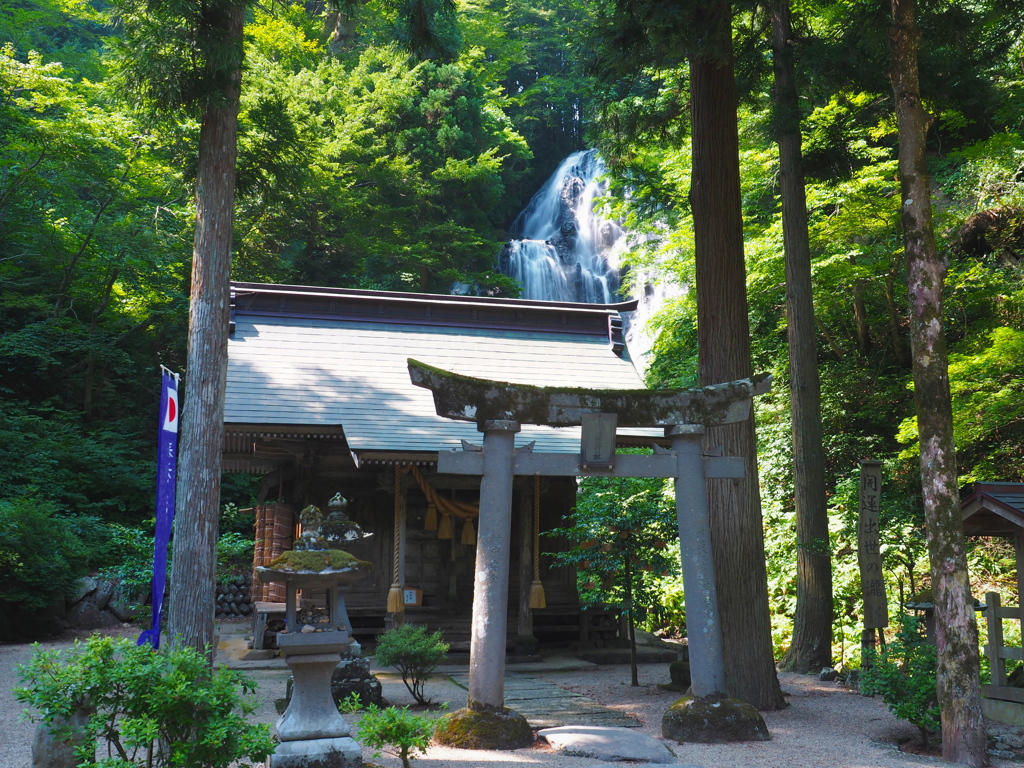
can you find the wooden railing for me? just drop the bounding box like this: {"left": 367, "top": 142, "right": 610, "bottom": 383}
{"left": 983, "top": 591, "right": 1024, "bottom": 704}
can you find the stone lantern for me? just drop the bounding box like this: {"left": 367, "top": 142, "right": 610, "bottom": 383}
{"left": 257, "top": 494, "right": 372, "bottom": 768}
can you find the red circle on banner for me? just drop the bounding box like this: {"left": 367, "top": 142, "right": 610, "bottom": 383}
{"left": 167, "top": 397, "right": 176, "bottom": 423}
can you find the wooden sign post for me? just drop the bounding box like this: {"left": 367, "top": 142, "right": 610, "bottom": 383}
{"left": 858, "top": 460, "right": 888, "bottom": 661}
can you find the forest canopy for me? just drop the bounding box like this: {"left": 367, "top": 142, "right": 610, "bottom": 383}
{"left": 1, "top": 0, "right": 1023, "bottom": 658}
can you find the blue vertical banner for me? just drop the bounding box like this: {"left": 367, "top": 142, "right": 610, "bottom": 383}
{"left": 138, "top": 366, "right": 180, "bottom": 649}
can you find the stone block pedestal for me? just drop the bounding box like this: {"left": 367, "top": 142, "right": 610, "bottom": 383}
{"left": 271, "top": 648, "right": 362, "bottom": 768}
{"left": 270, "top": 737, "right": 361, "bottom": 768}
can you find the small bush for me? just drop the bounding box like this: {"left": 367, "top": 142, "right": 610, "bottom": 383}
{"left": 357, "top": 705, "right": 435, "bottom": 768}
{"left": 99, "top": 524, "right": 159, "bottom": 597}
{"left": 374, "top": 624, "right": 449, "bottom": 705}
{"left": 217, "top": 531, "right": 254, "bottom": 583}
{"left": 0, "top": 497, "right": 89, "bottom": 612}
{"left": 15, "top": 635, "right": 275, "bottom": 768}
{"left": 860, "top": 615, "right": 940, "bottom": 748}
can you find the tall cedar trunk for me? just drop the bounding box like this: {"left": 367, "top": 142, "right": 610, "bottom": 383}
{"left": 167, "top": 1, "right": 245, "bottom": 654}
{"left": 689, "top": 5, "right": 785, "bottom": 710}
{"left": 888, "top": 1, "right": 988, "bottom": 764}
{"left": 771, "top": 0, "right": 833, "bottom": 675}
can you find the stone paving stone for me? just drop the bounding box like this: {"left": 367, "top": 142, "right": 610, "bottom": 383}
{"left": 448, "top": 672, "right": 640, "bottom": 728}
{"left": 539, "top": 725, "right": 677, "bottom": 763}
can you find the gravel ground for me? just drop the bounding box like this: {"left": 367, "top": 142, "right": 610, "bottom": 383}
{"left": 2, "top": 627, "right": 1015, "bottom": 768}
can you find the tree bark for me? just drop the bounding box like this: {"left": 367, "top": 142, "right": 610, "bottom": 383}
{"left": 167, "top": 0, "right": 245, "bottom": 655}
{"left": 689, "top": 3, "right": 785, "bottom": 710}
{"left": 888, "top": 1, "right": 988, "bottom": 764}
{"left": 771, "top": 0, "right": 833, "bottom": 675}
{"left": 852, "top": 274, "right": 872, "bottom": 355}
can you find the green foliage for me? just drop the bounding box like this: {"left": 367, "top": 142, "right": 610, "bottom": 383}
{"left": 551, "top": 461, "right": 680, "bottom": 683}
{"left": 98, "top": 524, "right": 158, "bottom": 597}
{"left": 860, "top": 616, "right": 940, "bottom": 747}
{"left": 0, "top": 497, "right": 90, "bottom": 611}
{"left": 108, "top": 0, "right": 246, "bottom": 115}
{"left": 216, "top": 531, "right": 254, "bottom": 582}
{"left": 14, "top": 635, "right": 275, "bottom": 767}
{"left": 234, "top": 23, "right": 531, "bottom": 293}
{"left": 552, "top": 465, "right": 679, "bottom": 619}
{"left": 356, "top": 704, "right": 435, "bottom": 768}
{"left": 338, "top": 691, "right": 364, "bottom": 713}
{"left": 374, "top": 624, "right": 449, "bottom": 705}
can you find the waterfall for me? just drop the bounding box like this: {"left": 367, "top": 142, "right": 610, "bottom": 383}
{"left": 500, "top": 150, "right": 625, "bottom": 304}
{"left": 499, "top": 149, "right": 680, "bottom": 369}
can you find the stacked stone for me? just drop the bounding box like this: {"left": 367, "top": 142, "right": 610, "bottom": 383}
{"left": 570, "top": 615, "right": 620, "bottom": 650}
{"left": 215, "top": 576, "right": 252, "bottom": 617}
{"left": 65, "top": 577, "right": 140, "bottom": 630}
{"left": 331, "top": 658, "right": 384, "bottom": 709}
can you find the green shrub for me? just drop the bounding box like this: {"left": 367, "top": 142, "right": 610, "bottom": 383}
{"left": 374, "top": 624, "right": 449, "bottom": 705}
{"left": 0, "top": 497, "right": 90, "bottom": 612}
{"left": 99, "top": 524, "right": 159, "bottom": 597}
{"left": 860, "top": 615, "right": 940, "bottom": 748}
{"left": 357, "top": 705, "right": 435, "bottom": 768}
{"left": 15, "top": 635, "right": 275, "bottom": 768}
{"left": 216, "top": 531, "right": 254, "bottom": 583}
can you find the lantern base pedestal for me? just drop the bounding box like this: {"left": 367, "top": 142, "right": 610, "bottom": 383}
{"left": 270, "top": 737, "right": 361, "bottom": 768}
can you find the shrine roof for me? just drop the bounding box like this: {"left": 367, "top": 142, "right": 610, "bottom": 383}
{"left": 961, "top": 482, "right": 1024, "bottom": 537}
{"left": 224, "top": 282, "right": 655, "bottom": 463}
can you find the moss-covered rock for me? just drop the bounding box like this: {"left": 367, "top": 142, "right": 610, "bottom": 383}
{"left": 433, "top": 701, "right": 533, "bottom": 750}
{"left": 662, "top": 693, "right": 770, "bottom": 743}
{"left": 268, "top": 549, "right": 370, "bottom": 573}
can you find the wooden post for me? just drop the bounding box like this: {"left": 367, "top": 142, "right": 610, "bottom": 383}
{"left": 986, "top": 591, "right": 1006, "bottom": 687}
{"left": 1015, "top": 529, "right": 1024, "bottom": 646}
{"left": 858, "top": 460, "right": 888, "bottom": 662}
{"left": 517, "top": 479, "right": 534, "bottom": 639}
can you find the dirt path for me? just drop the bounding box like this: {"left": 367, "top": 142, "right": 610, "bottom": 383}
{"left": 2, "top": 631, "right": 1014, "bottom": 768}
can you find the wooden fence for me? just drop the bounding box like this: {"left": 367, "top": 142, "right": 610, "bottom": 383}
{"left": 983, "top": 591, "right": 1024, "bottom": 704}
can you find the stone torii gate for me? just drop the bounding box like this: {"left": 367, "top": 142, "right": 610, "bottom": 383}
{"left": 408, "top": 359, "right": 772, "bottom": 747}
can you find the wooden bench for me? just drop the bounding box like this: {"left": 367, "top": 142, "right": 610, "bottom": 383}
{"left": 251, "top": 601, "right": 286, "bottom": 650}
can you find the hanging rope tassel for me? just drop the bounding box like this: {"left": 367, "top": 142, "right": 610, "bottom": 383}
{"left": 387, "top": 466, "right": 406, "bottom": 614}
{"left": 529, "top": 474, "right": 547, "bottom": 609}
{"left": 437, "top": 510, "right": 454, "bottom": 540}
{"left": 461, "top": 518, "right": 476, "bottom": 546}
{"left": 424, "top": 503, "right": 438, "bottom": 531}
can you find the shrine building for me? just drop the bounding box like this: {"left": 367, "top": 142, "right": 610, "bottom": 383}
{"left": 222, "top": 281, "right": 654, "bottom": 650}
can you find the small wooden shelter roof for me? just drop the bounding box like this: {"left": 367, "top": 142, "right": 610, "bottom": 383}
{"left": 961, "top": 482, "right": 1024, "bottom": 537}
{"left": 224, "top": 282, "right": 655, "bottom": 469}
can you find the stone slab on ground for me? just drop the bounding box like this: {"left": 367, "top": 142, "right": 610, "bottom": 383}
{"left": 448, "top": 672, "right": 639, "bottom": 728}
{"left": 539, "top": 725, "right": 677, "bottom": 764}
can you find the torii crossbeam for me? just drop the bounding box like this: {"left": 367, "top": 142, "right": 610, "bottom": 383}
{"left": 408, "top": 359, "right": 771, "bottom": 729}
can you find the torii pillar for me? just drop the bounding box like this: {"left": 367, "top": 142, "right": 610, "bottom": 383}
{"left": 409, "top": 359, "right": 771, "bottom": 747}
{"left": 470, "top": 419, "right": 519, "bottom": 708}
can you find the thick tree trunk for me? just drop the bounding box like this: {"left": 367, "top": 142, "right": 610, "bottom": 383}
{"left": 689, "top": 6, "right": 785, "bottom": 710}
{"left": 771, "top": 0, "right": 833, "bottom": 675}
{"left": 889, "top": 1, "right": 987, "bottom": 764}
{"left": 167, "top": 1, "right": 245, "bottom": 655}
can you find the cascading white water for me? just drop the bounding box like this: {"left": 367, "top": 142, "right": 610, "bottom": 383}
{"left": 501, "top": 150, "right": 625, "bottom": 304}
{"left": 500, "top": 149, "right": 681, "bottom": 369}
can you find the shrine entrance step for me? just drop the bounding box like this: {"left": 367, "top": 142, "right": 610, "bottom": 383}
{"left": 447, "top": 671, "right": 640, "bottom": 729}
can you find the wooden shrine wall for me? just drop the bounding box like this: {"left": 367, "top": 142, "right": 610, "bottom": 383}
{"left": 270, "top": 471, "right": 580, "bottom": 617}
